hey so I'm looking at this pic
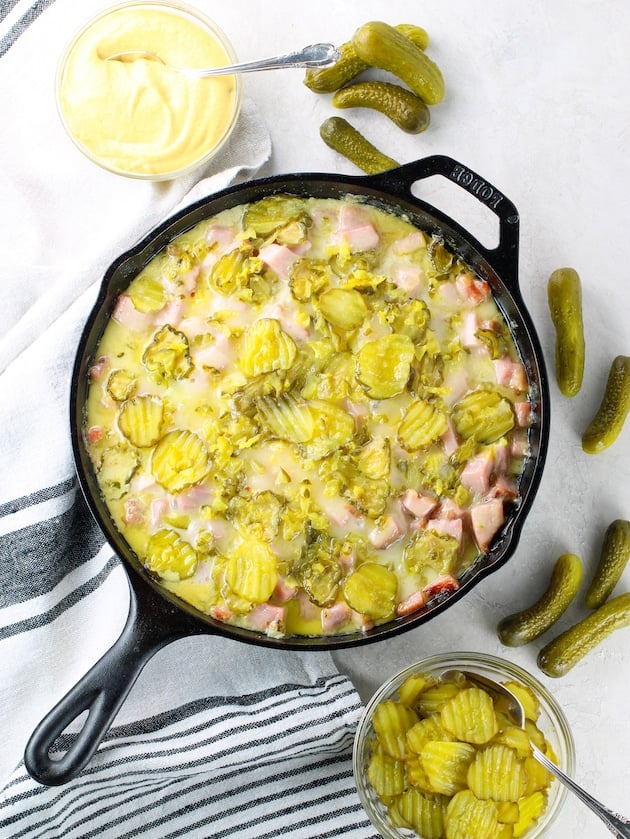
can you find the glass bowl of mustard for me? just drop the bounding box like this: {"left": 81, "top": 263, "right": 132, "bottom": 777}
{"left": 56, "top": 1, "right": 242, "bottom": 180}
{"left": 353, "top": 652, "right": 575, "bottom": 839}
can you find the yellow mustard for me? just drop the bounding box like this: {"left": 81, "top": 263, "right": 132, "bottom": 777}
{"left": 58, "top": 4, "right": 239, "bottom": 177}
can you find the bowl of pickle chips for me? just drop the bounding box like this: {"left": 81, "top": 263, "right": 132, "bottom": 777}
{"left": 353, "top": 651, "right": 575, "bottom": 839}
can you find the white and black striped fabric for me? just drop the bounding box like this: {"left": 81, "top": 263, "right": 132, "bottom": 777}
{"left": 0, "top": 3, "right": 376, "bottom": 836}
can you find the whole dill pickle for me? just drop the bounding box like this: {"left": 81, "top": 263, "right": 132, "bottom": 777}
{"left": 582, "top": 355, "right": 630, "bottom": 453}
{"left": 538, "top": 592, "right": 630, "bottom": 677}
{"left": 547, "top": 267, "right": 585, "bottom": 397}
{"left": 332, "top": 81, "right": 430, "bottom": 133}
{"left": 497, "top": 553, "right": 582, "bottom": 647}
{"left": 320, "top": 117, "right": 399, "bottom": 175}
{"left": 585, "top": 519, "right": 630, "bottom": 609}
{"left": 352, "top": 21, "right": 445, "bottom": 105}
{"left": 304, "top": 23, "right": 430, "bottom": 93}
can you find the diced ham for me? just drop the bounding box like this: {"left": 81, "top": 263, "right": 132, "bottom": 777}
{"left": 207, "top": 225, "right": 237, "bottom": 249}
{"left": 89, "top": 356, "right": 109, "bottom": 381}
{"left": 393, "top": 231, "right": 425, "bottom": 254}
{"left": 460, "top": 451, "right": 494, "bottom": 495}
{"left": 515, "top": 401, "right": 532, "bottom": 427}
{"left": 333, "top": 204, "right": 380, "bottom": 252}
{"left": 441, "top": 418, "right": 460, "bottom": 454}
{"left": 488, "top": 475, "right": 519, "bottom": 500}
{"left": 273, "top": 576, "right": 298, "bottom": 602}
{"left": 369, "top": 511, "right": 407, "bottom": 549}
{"left": 112, "top": 294, "right": 153, "bottom": 332}
{"left": 510, "top": 431, "right": 529, "bottom": 458}
{"left": 211, "top": 605, "right": 233, "bottom": 623}
{"left": 427, "top": 517, "right": 463, "bottom": 544}
{"left": 246, "top": 603, "right": 286, "bottom": 635}
{"left": 150, "top": 497, "right": 170, "bottom": 529}
{"left": 86, "top": 425, "right": 104, "bottom": 444}
{"left": 435, "top": 499, "right": 466, "bottom": 520}
{"left": 154, "top": 298, "right": 185, "bottom": 327}
{"left": 400, "top": 489, "right": 438, "bottom": 523}
{"left": 392, "top": 265, "right": 424, "bottom": 296}
{"left": 422, "top": 574, "right": 460, "bottom": 600}
{"left": 492, "top": 439, "right": 510, "bottom": 475}
{"left": 321, "top": 601, "right": 354, "bottom": 634}
{"left": 346, "top": 400, "right": 370, "bottom": 425}
{"left": 456, "top": 272, "right": 491, "bottom": 304}
{"left": 123, "top": 497, "right": 144, "bottom": 526}
{"left": 298, "top": 591, "right": 321, "bottom": 621}
{"left": 192, "top": 331, "right": 233, "bottom": 371}
{"left": 323, "top": 498, "right": 363, "bottom": 529}
{"left": 459, "top": 310, "right": 482, "bottom": 349}
{"left": 493, "top": 356, "right": 528, "bottom": 393}
{"left": 175, "top": 485, "right": 214, "bottom": 511}
{"left": 396, "top": 589, "right": 426, "bottom": 617}
{"left": 258, "top": 243, "right": 300, "bottom": 280}
{"left": 470, "top": 499, "right": 505, "bottom": 551}
{"left": 333, "top": 223, "right": 380, "bottom": 252}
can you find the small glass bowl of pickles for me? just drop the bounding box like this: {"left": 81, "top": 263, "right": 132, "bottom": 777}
{"left": 353, "top": 652, "right": 575, "bottom": 839}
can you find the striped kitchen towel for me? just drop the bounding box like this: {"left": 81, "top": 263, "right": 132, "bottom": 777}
{"left": 0, "top": 2, "right": 375, "bottom": 837}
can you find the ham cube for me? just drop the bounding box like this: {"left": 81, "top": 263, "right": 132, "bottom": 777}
{"left": 460, "top": 451, "right": 494, "bottom": 495}
{"left": 400, "top": 489, "right": 438, "bottom": 523}
{"left": 455, "top": 272, "right": 491, "bottom": 304}
{"left": 493, "top": 356, "right": 528, "bottom": 393}
{"left": 428, "top": 517, "right": 463, "bottom": 544}
{"left": 515, "top": 401, "right": 532, "bottom": 427}
{"left": 470, "top": 499, "right": 505, "bottom": 552}
{"left": 246, "top": 603, "right": 286, "bottom": 636}
{"left": 112, "top": 294, "right": 153, "bottom": 332}
{"left": 396, "top": 589, "right": 426, "bottom": 617}
{"left": 369, "top": 512, "right": 407, "bottom": 549}
{"left": 258, "top": 243, "right": 299, "bottom": 280}
{"left": 321, "top": 601, "right": 354, "bottom": 634}
{"left": 393, "top": 231, "right": 425, "bottom": 254}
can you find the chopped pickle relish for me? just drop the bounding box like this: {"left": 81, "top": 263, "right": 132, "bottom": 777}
{"left": 84, "top": 196, "right": 532, "bottom": 637}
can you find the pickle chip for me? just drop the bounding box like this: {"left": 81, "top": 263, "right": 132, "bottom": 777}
{"left": 356, "top": 333, "right": 415, "bottom": 399}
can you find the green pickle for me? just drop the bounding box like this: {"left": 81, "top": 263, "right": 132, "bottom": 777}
{"left": 538, "top": 592, "right": 630, "bottom": 677}
{"left": 585, "top": 519, "right": 630, "bottom": 609}
{"left": 304, "top": 23, "right": 430, "bottom": 93}
{"left": 547, "top": 267, "right": 585, "bottom": 397}
{"left": 332, "top": 81, "right": 430, "bottom": 133}
{"left": 320, "top": 116, "right": 399, "bottom": 175}
{"left": 582, "top": 355, "right": 630, "bottom": 453}
{"left": 352, "top": 21, "right": 445, "bottom": 105}
{"left": 497, "top": 553, "right": 582, "bottom": 647}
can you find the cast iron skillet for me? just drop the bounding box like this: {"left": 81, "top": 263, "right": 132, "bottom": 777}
{"left": 25, "top": 155, "right": 550, "bottom": 786}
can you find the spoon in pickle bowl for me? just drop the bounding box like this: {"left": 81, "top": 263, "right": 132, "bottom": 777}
{"left": 103, "top": 42, "right": 340, "bottom": 78}
{"left": 441, "top": 670, "right": 630, "bottom": 838}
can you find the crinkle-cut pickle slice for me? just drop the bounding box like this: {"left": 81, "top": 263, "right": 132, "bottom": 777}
{"left": 98, "top": 445, "right": 139, "bottom": 489}
{"left": 420, "top": 740, "right": 476, "bottom": 796}
{"left": 317, "top": 287, "right": 368, "bottom": 330}
{"left": 142, "top": 324, "right": 192, "bottom": 383}
{"left": 398, "top": 398, "right": 448, "bottom": 450}
{"left": 118, "top": 394, "right": 164, "bottom": 448}
{"left": 406, "top": 715, "right": 450, "bottom": 753}
{"left": 356, "top": 333, "right": 415, "bottom": 398}
{"left": 145, "top": 528, "right": 198, "bottom": 581}
{"left": 467, "top": 743, "right": 526, "bottom": 801}
{"left": 343, "top": 562, "right": 398, "bottom": 620}
{"left": 445, "top": 789, "right": 499, "bottom": 839}
{"left": 451, "top": 388, "right": 515, "bottom": 444}
{"left": 240, "top": 318, "right": 297, "bottom": 377}
{"left": 391, "top": 788, "right": 446, "bottom": 838}
{"left": 257, "top": 393, "right": 314, "bottom": 443}
{"left": 367, "top": 745, "right": 406, "bottom": 798}
{"left": 226, "top": 540, "right": 278, "bottom": 604}
{"left": 151, "top": 429, "right": 210, "bottom": 493}
{"left": 372, "top": 698, "right": 419, "bottom": 760}
{"left": 440, "top": 686, "right": 499, "bottom": 744}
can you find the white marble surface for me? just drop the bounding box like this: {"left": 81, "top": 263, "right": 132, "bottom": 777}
{"left": 211, "top": 2, "right": 630, "bottom": 836}
{"left": 9, "top": 1, "right": 630, "bottom": 836}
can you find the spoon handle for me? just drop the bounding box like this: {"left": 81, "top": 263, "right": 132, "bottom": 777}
{"left": 532, "top": 745, "right": 630, "bottom": 837}
{"left": 195, "top": 43, "right": 339, "bottom": 77}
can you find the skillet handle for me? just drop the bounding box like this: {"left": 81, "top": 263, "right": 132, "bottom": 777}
{"left": 367, "top": 156, "right": 520, "bottom": 292}
{"left": 24, "top": 571, "right": 207, "bottom": 786}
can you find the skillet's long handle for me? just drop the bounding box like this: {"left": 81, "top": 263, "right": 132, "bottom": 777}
{"left": 24, "top": 572, "right": 206, "bottom": 786}
{"left": 368, "top": 155, "right": 521, "bottom": 292}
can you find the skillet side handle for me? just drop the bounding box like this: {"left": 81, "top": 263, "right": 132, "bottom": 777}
{"left": 24, "top": 572, "right": 205, "bottom": 786}
{"left": 368, "top": 156, "right": 521, "bottom": 292}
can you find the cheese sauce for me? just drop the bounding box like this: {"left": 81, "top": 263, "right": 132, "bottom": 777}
{"left": 84, "top": 196, "right": 532, "bottom": 636}
{"left": 57, "top": 3, "right": 239, "bottom": 177}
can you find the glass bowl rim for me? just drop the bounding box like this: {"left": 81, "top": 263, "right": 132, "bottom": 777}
{"left": 55, "top": 0, "right": 242, "bottom": 181}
